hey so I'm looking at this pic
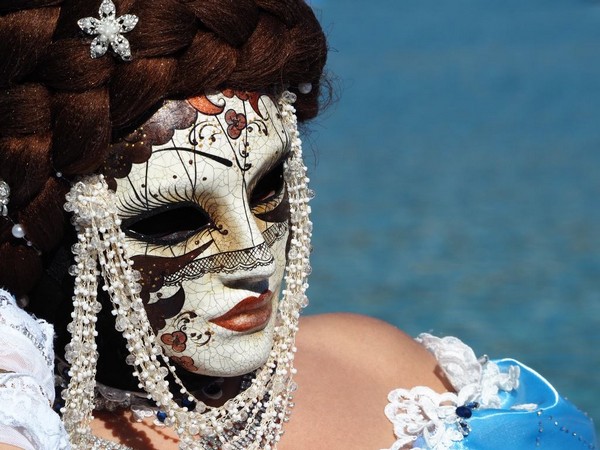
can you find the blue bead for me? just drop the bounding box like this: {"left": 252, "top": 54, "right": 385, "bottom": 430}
{"left": 156, "top": 411, "right": 167, "bottom": 423}
{"left": 182, "top": 398, "right": 197, "bottom": 410}
{"left": 456, "top": 405, "right": 473, "bottom": 419}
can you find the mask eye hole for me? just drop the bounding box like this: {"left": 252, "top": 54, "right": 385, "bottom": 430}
{"left": 122, "top": 202, "right": 211, "bottom": 246}
{"left": 250, "top": 162, "right": 284, "bottom": 206}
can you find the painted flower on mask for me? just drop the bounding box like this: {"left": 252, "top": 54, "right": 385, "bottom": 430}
{"left": 222, "top": 90, "right": 263, "bottom": 116}
{"left": 171, "top": 355, "right": 198, "bottom": 372}
{"left": 225, "top": 109, "right": 247, "bottom": 139}
{"left": 160, "top": 331, "right": 187, "bottom": 352}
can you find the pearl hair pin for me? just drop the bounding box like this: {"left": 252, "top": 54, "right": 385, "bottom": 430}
{"left": 78, "top": 0, "right": 139, "bottom": 61}
{"left": 0, "top": 178, "right": 39, "bottom": 253}
{"left": 298, "top": 82, "right": 313, "bottom": 94}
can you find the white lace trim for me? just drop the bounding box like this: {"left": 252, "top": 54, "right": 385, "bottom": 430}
{"left": 0, "top": 387, "right": 71, "bottom": 450}
{"left": 383, "top": 333, "right": 520, "bottom": 450}
{"left": 0, "top": 288, "right": 71, "bottom": 449}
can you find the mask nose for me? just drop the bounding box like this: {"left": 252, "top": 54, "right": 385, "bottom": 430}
{"left": 214, "top": 196, "right": 277, "bottom": 289}
{"left": 217, "top": 242, "right": 276, "bottom": 289}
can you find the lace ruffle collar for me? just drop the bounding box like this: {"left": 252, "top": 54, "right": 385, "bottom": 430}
{"left": 383, "top": 334, "right": 522, "bottom": 450}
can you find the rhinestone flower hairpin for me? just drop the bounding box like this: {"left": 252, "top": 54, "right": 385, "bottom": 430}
{"left": 78, "top": 0, "right": 139, "bottom": 61}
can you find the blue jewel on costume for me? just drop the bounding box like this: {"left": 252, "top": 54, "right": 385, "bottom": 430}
{"left": 182, "top": 397, "right": 197, "bottom": 411}
{"left": 456, "top": 402, "right": 480, "bottom": 436}
{"left": 156, "top": 410, "right": 167, "bottom": 423}
{"left": 458, "top": 360, "right": 597, "bottom": 450}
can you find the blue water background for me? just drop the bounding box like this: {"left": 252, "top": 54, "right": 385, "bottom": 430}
{"left": 304, "top": 0, "right": 600, "bottom": 431}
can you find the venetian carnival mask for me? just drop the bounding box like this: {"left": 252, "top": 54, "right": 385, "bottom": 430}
{"left": 113, "top": 92, "right": 291, "bottom": 377}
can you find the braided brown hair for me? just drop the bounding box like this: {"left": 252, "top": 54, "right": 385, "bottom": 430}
{"left": 0, "top": 0, "right": 327, "bottom": 296}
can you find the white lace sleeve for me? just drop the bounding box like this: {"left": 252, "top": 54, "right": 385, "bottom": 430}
{"left": 382, "top": 333, "right": 520, "bottom": 450}
{"left": 0, "top": 288, "right": 71, "bottom": 450}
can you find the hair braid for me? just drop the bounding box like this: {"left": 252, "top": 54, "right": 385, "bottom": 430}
{"left": 0, "top": 0, "right": 328, "bottom": 297}
{"left": 50, "top": 89, "right": 112, "bottom": 174}
{"left": 185, "top": 0, "right": 260, "bottom": 47}
{"left": 0, "top": 133, "right": 52, "bottom": 207}
{"left": 0, "top": 7, "right": 60, "bottom": 87}
{"left": 110, "top": 57, "right": 177, "bottom": 129}
{"left": 172, "top": 31, "right": 238, "bottom": 97}
{"left": 128, "top": 0, "right": 197, "bottom": 57}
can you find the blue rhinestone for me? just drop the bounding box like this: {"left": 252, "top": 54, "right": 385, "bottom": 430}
{"left": 156, "top": 410, "right": 167, "bottom": 423}
{"left": 466, "top": 402, "right": 480, "bottom": 409}
{"left": 182, "top": 398, "right": 197, "bottom": 410}
{"left": 456, "top": 406, "right": 473, "bottom": 419}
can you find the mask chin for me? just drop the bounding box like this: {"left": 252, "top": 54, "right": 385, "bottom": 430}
{"left": 158, "top": 283, "right": 281, "bottom": 378}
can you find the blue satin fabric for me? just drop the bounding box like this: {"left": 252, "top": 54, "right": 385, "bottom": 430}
{"left": 419, "top": 359, "right": 598, "bottom": 449}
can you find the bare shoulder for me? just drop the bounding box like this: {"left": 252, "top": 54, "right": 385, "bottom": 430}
{"left": 297, "top": 312, "right": 451, "bottom": 392}
{"left": 279, "top": 313, "right": 452, "bottom": 450}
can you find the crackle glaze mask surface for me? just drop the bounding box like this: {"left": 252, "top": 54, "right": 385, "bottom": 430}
{"left": 113, "top": 92, "right": 291, "bottom": 377}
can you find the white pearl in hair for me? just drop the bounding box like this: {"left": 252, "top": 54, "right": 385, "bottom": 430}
{"left": 11, "top": 224, "right": 26, "bottom": 239}
{"left": 298, "top": 82, "right": 313, "bottom": 94}
{"left": 1, "top": 178, "right": 40, "bottom": 253}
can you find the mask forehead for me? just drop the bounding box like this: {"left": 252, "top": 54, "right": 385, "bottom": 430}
{"left": 145, "top": 98, "right": 283, "bottom": 186}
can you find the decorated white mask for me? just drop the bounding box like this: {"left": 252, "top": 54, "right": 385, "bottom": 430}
{"left": 113, "top": 92, "right": 291, "bottom": 377}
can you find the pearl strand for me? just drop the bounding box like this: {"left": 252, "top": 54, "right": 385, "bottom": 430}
{"left": 62, "top": 91, "right": 311, "bottom": 449}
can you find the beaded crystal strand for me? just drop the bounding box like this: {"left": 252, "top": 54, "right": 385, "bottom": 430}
{"left": 62, "top": 91, "right": 312, "bottom": 449}
{"left": 0, "top": 179, "right": 9, "bottom": 217}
